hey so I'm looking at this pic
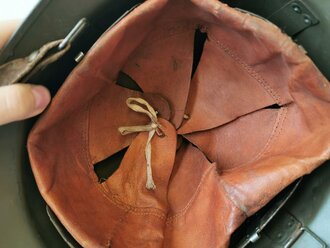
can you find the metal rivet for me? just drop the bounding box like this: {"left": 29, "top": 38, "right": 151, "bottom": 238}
{"left": 249, "top": 232, "right": 260, "bottom": 243}
{"left": 183, "top": 114, "right": 190, "bottom": 120}
{"left": 304, "top": 15, "right": 312, "bottom": 25}
{"left": 292, "top": 4, "right": 302, "bottom": 14}
{"left": 74, "top": 52, "right": 85, "bottom": 63}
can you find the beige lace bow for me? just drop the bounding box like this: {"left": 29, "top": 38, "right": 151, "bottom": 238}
{"left": 118, "top": 97, "right": 164, "bottom": 190}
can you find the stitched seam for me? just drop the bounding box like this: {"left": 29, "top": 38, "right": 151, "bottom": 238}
{"left": 244, "top": 108, "right": 283, "bottom": 162}
{"left": 253, "top": 107, "right": 288, "bottom": 158}
{"left": 269, "top": 106, "right": 288, "bottom": 150}
{"left": 217, "top": 110, "right": 289, "bottom": 213}
{"left": 83, "top": 94, "right": 166, "bottom": 219}
{"left": 223, "top": 107, "right": 288, "bottom": 173}
{"left": 207, "top": 33, "right": 282, "bottom": 105}
{"left": 84, "top": 98, "right": 100, "bottom": 183}
{"left": 98, "top": 183, "right": 166, "bottom": 219}
{"left": 85, "top": 100, "right": 93, "bottom": 167}
{"left": 166, "top": 165, "right": 215, "bottom": 224}
{"left": 79, "top": 101, "right": 93, "bottom": 176}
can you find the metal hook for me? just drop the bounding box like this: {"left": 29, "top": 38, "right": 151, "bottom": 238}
{"left": 58, "top": 18, "right": 89, "bottom": 50}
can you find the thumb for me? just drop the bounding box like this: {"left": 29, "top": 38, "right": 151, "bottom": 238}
{"left": 0, "top": 84, "right": 51, "bottom": 125}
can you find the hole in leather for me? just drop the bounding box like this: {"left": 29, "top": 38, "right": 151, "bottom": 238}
{"left": 116, "top": 71, "right": 143, "bottom": 92}
{"left": 191, "top": 29, "right": 207, "bottom": 78}
{"left": 94, "top": 147, "right": 128, "bottom": 183}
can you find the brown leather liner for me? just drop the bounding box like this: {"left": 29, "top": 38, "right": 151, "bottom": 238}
{"left": 27, "top": 0, "right": 330, "bottom": 247}
{"left": 88, "top": 83, "right": 171, "bottom": 164}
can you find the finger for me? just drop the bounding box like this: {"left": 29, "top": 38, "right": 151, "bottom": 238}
{"left": 0, "top": 84, "right": 51, "bottom": 125}
{"left": 0, "top": 19, "right": 21, "bottom": 48}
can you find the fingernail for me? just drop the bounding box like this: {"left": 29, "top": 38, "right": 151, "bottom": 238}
{"left": 31, "top": 85, "right": 51, "bottom": 110}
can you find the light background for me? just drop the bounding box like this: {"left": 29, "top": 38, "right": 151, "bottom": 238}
{"left": 0, "top": 0, "right": 39, "bottom": 21}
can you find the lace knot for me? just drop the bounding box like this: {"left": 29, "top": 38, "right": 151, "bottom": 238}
{"left": 118, "top": 97, "right": 164, "bottom": 190}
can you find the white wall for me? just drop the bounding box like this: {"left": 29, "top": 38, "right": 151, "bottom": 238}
{"left": 0, "top": 0, "right": 39, "bottom": 21}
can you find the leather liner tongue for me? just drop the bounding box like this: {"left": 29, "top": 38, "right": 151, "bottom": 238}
{"left": 123, "top": 22, "right": 196, "bottom": 128}
{"left": 178, "top": 27, "right": 293, "bottom": 135}
{"left": 165, "top": 143, "right": 243, "bottom": 247}
{"left": 104, "top": 118, "right": 176, "bottom": 209}
{"left": 89, "top": 83, "right": 171, "bottom": 165}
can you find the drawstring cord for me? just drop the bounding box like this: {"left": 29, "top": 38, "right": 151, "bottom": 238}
{"left": 118, "top": 98, "right": 164, "bottom": 190}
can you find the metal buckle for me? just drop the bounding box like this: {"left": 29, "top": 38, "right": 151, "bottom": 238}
{"left": 264, "top": 211, "right": 327, "bottom": 248}
{"left": 285, "top": 225, "right": 327, "bottom": 248}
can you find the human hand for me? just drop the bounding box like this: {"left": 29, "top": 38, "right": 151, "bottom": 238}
{"left": 0, "top": 20, "right": 51, "bottom": 126}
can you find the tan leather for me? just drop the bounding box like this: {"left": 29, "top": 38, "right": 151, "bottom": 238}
{"left": 88, "top": 84, "right": 171, "bottom": 164}
{"left": 122, "top": 22, "right": 195, "bottom": 128}
{"left": 27, "top": 0, "right": 330, "bottom": 247}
